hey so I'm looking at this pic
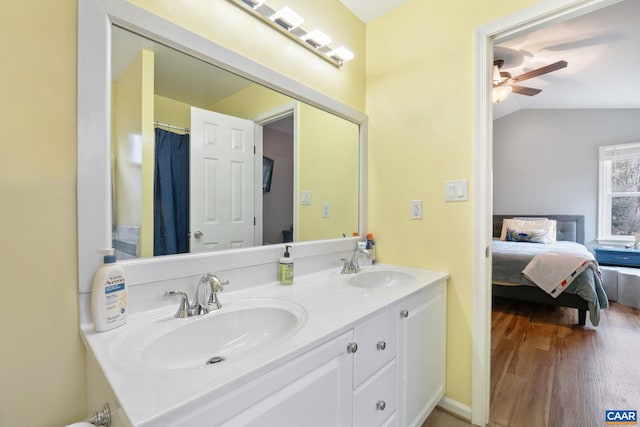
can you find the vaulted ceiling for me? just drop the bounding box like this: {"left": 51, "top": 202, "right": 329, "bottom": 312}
{"left": 342, "top": 0, "right": 640, "bottom": 119}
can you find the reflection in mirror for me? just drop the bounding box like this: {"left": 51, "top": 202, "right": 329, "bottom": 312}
{"left": 111, "top": 26, "right": 359, "bottom": 260}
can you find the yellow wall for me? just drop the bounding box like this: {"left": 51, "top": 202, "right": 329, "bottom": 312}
{"left": 297, "top": 103, "right": 359, "bottom": 241}
{"left": 0, "top": 1, "right": 85, "bottom": 426}
{"left": 366, "top": 0, "right": 538, "bottom": 406}
{"left": 155, "top": 95, "right": 191, "bottom": 131}
{"left": 112, "top": 50, "right": 155, "bottom": 258}
{"left": 113, "top": 53, "right": 144, "bottom": 229}
{"left": 140, "top": 50, "right": 155, "bottom": 258}
{"left": 211, "top": 83, "right": 293, "bottom": 118}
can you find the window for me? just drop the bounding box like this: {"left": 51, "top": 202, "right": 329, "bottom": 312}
{"left": 599, "top": 142, "right": 640, "bottom": 243}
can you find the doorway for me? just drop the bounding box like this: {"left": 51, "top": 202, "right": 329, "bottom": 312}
{"left": 253, "top": 102, "right": 299, "bottom": 245}
{"left": 472, "top": 0, "right": 626, "bottom": 424}
{"left": 263, "top": 116, "right": 294, "bottom": 244}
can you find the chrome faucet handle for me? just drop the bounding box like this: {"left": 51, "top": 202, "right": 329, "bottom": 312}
{"left": 338, "top": 258, "right": 351, "bottom": 274}
{"left": 207, "top": 274, "right": 228, "bottom": 292}
{"left": 164, "top": 290, "right": 193, "bottom": 318}
{"left": 205, "top": 274, "right": 228, "bottom": 311}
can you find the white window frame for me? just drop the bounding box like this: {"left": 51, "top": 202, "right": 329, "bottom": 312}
{"left": 598, "top": 141, "right": 640, "bottom": 245}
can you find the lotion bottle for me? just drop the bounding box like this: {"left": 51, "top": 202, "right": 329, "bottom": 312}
{"left": 279, "top": 245, "right": 294, "bottom": 285}
{"left": 91, "top": 248, "right": 128, "bottom": 332}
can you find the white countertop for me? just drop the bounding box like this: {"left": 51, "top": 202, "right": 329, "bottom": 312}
{"left": 81, "top": 264, "right": 449, "bottom": 426}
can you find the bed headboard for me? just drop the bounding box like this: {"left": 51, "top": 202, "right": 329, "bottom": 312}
{"left": 492, "top": 215, "right": 585, "bottom": 244}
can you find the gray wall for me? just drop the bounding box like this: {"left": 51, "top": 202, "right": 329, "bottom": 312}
{"left": 493, "top": 109, "right": 640, "bottom": 248}
{"left": 263, "top": 126, "right": 294, "bottom": 244}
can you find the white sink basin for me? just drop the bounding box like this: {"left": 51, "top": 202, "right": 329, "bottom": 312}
{"left": 109, "top": 298, "right": 307, "bottom": 370}
{"left": 348, "top": 269, "right": 415, "bottom": 289}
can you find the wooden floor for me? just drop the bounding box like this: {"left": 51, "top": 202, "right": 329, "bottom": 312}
{"left": 490, "top": 297, "right": 640, "bottom": 427}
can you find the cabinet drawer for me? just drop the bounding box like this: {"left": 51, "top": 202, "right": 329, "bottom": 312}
{"left": 353, "top": 309, "right": 397, "bottom": 387}
{"left": 353, "top": 360, "right": 397, "bottom": 427}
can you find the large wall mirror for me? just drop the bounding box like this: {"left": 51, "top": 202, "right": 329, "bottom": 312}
{"left": 78, "top": 0, "right": 367, "bottom": 293}
{"left": 111, "top": 26, "right": 359, "bottom": 260}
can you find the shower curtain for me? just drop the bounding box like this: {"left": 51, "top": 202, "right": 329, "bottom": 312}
{"left": 154, "top": 128, "right": 189, "bottom": 256}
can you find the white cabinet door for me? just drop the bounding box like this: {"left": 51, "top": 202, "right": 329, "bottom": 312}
{"left": 397, "top": 280, "right": 447, "bottom": 427}
{"left": 175, "top": 331, "right": 354, "bottom": 427}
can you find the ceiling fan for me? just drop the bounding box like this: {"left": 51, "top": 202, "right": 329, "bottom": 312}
{"left": 492, "top": 59, "right": 568, "bottom": 103}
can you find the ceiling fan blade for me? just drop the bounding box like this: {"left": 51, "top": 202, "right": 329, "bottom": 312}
{"left": 512, "top": 60, "right": 568, "bottom": 83}
{"left": 510, "top": 85, "right": 542, "bottom": 96}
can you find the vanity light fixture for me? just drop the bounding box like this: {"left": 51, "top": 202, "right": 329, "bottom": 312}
{"left": 240, "top": 0, "right": 265, "bottom": 8}
{"left": 270, "top": 6, "right": 304, "bottom": 30}
{"left": 301, "top": 29, "right": 332, "bottom": 49}
{"left": 228, "top": 0, "right": 354, "bottom": 67}
{"left": 327, "top": 46, "right": 354, "bottom": 63}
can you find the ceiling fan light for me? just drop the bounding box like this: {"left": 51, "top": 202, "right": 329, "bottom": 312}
{"left": 492, "top": 85, "right": 512, "bottom": 103}
{"left": 492, "top": 65, "right": 501, "bottom": 84}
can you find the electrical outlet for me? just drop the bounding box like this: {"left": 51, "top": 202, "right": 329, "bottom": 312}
{"left": 322, "top": 202, "right": 330, "bottom": 218}
{"left": 410, "top": 200, "right": 423, "bottom": 219}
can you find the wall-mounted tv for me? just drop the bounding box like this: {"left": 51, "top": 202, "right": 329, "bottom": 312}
{"left": 263, "top": 156, "right": 274, "bottom": 192}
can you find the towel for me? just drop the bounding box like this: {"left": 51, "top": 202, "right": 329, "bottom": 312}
{"left": 522, "top": 251, "right": 597, "bottom": 298}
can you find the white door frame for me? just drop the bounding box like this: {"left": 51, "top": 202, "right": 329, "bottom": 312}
{"left": 472, "top": 0, "right": 624, "bottom": 424}
{"left": 252, "top": 102, "right": 299, "bottom": 241}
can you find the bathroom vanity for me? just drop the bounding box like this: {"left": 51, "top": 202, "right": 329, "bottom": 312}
{"left": 77, "top": 1, "right": 447, "bottom": 425}
{"left": 82, "top": 265, "right": 448, "bottom": 427}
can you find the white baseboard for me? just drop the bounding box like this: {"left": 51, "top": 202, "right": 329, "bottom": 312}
{"left": 438, "top": 396, "right": 472, "bottom": 423}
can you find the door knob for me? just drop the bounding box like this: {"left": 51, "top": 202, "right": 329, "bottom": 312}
{"left": 194, "top": 231, "right": 203, "bottom": 239}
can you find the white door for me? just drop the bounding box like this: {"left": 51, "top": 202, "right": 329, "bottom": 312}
{"left": 190, "top": 106, "right": 258, "bottom": 252}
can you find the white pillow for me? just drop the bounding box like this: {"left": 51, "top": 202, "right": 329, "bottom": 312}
{"left": 500, "top": 218, "right": 556, "bottom": 243}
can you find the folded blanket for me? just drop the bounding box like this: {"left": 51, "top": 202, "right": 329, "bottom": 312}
{"left": 522, "top": 251, "right": 597, "bottom": 298}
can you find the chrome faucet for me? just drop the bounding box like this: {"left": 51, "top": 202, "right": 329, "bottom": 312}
{"left": 339, "top": 247, "right": 371, "bottom": 274}
{"left": 164, "top": 274, "right": 229, "bottom": 318}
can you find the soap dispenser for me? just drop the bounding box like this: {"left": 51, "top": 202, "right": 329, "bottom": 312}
{"left": 279, "top": 245, "right": 294, "bottom": 285}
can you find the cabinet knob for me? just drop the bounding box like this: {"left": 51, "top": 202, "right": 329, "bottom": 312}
{"left": 346, "top": 342, "right": 358, "bottom": 353}
{"left": 400, "top": 309, "right": 409, "bottom": 318}
{"left": 194, "top": 230, "right": 203, "bottom": 239}
{"left": 376, "top": 341, "right": 386, "bottom": 351}
{"left": 376, "top": 400, "right": 386, "bottom": 411}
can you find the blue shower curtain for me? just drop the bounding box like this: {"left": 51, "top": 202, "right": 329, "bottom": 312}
{"left": 154, "top": 128, "right": 189, "bottom": 256}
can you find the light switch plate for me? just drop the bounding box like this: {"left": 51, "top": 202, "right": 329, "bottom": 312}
{"left": 410, "top": 200, "right": 423, "bottom": 219}
{"left": 322, "top": 202, "right": 330, "bottom": 218}
{"left": 445, "top": 180, "right": 468, "bottom": 202}
{"left": 301, "top": 191, "right": 312, "bottom": 205}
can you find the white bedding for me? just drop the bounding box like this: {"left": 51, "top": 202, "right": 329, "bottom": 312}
{"left": 522, "top": 251, "right": 597, "bottom": 297}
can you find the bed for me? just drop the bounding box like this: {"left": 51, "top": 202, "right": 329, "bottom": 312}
{"left": 492, "top": 214, "right": 608, "bottom": 326}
